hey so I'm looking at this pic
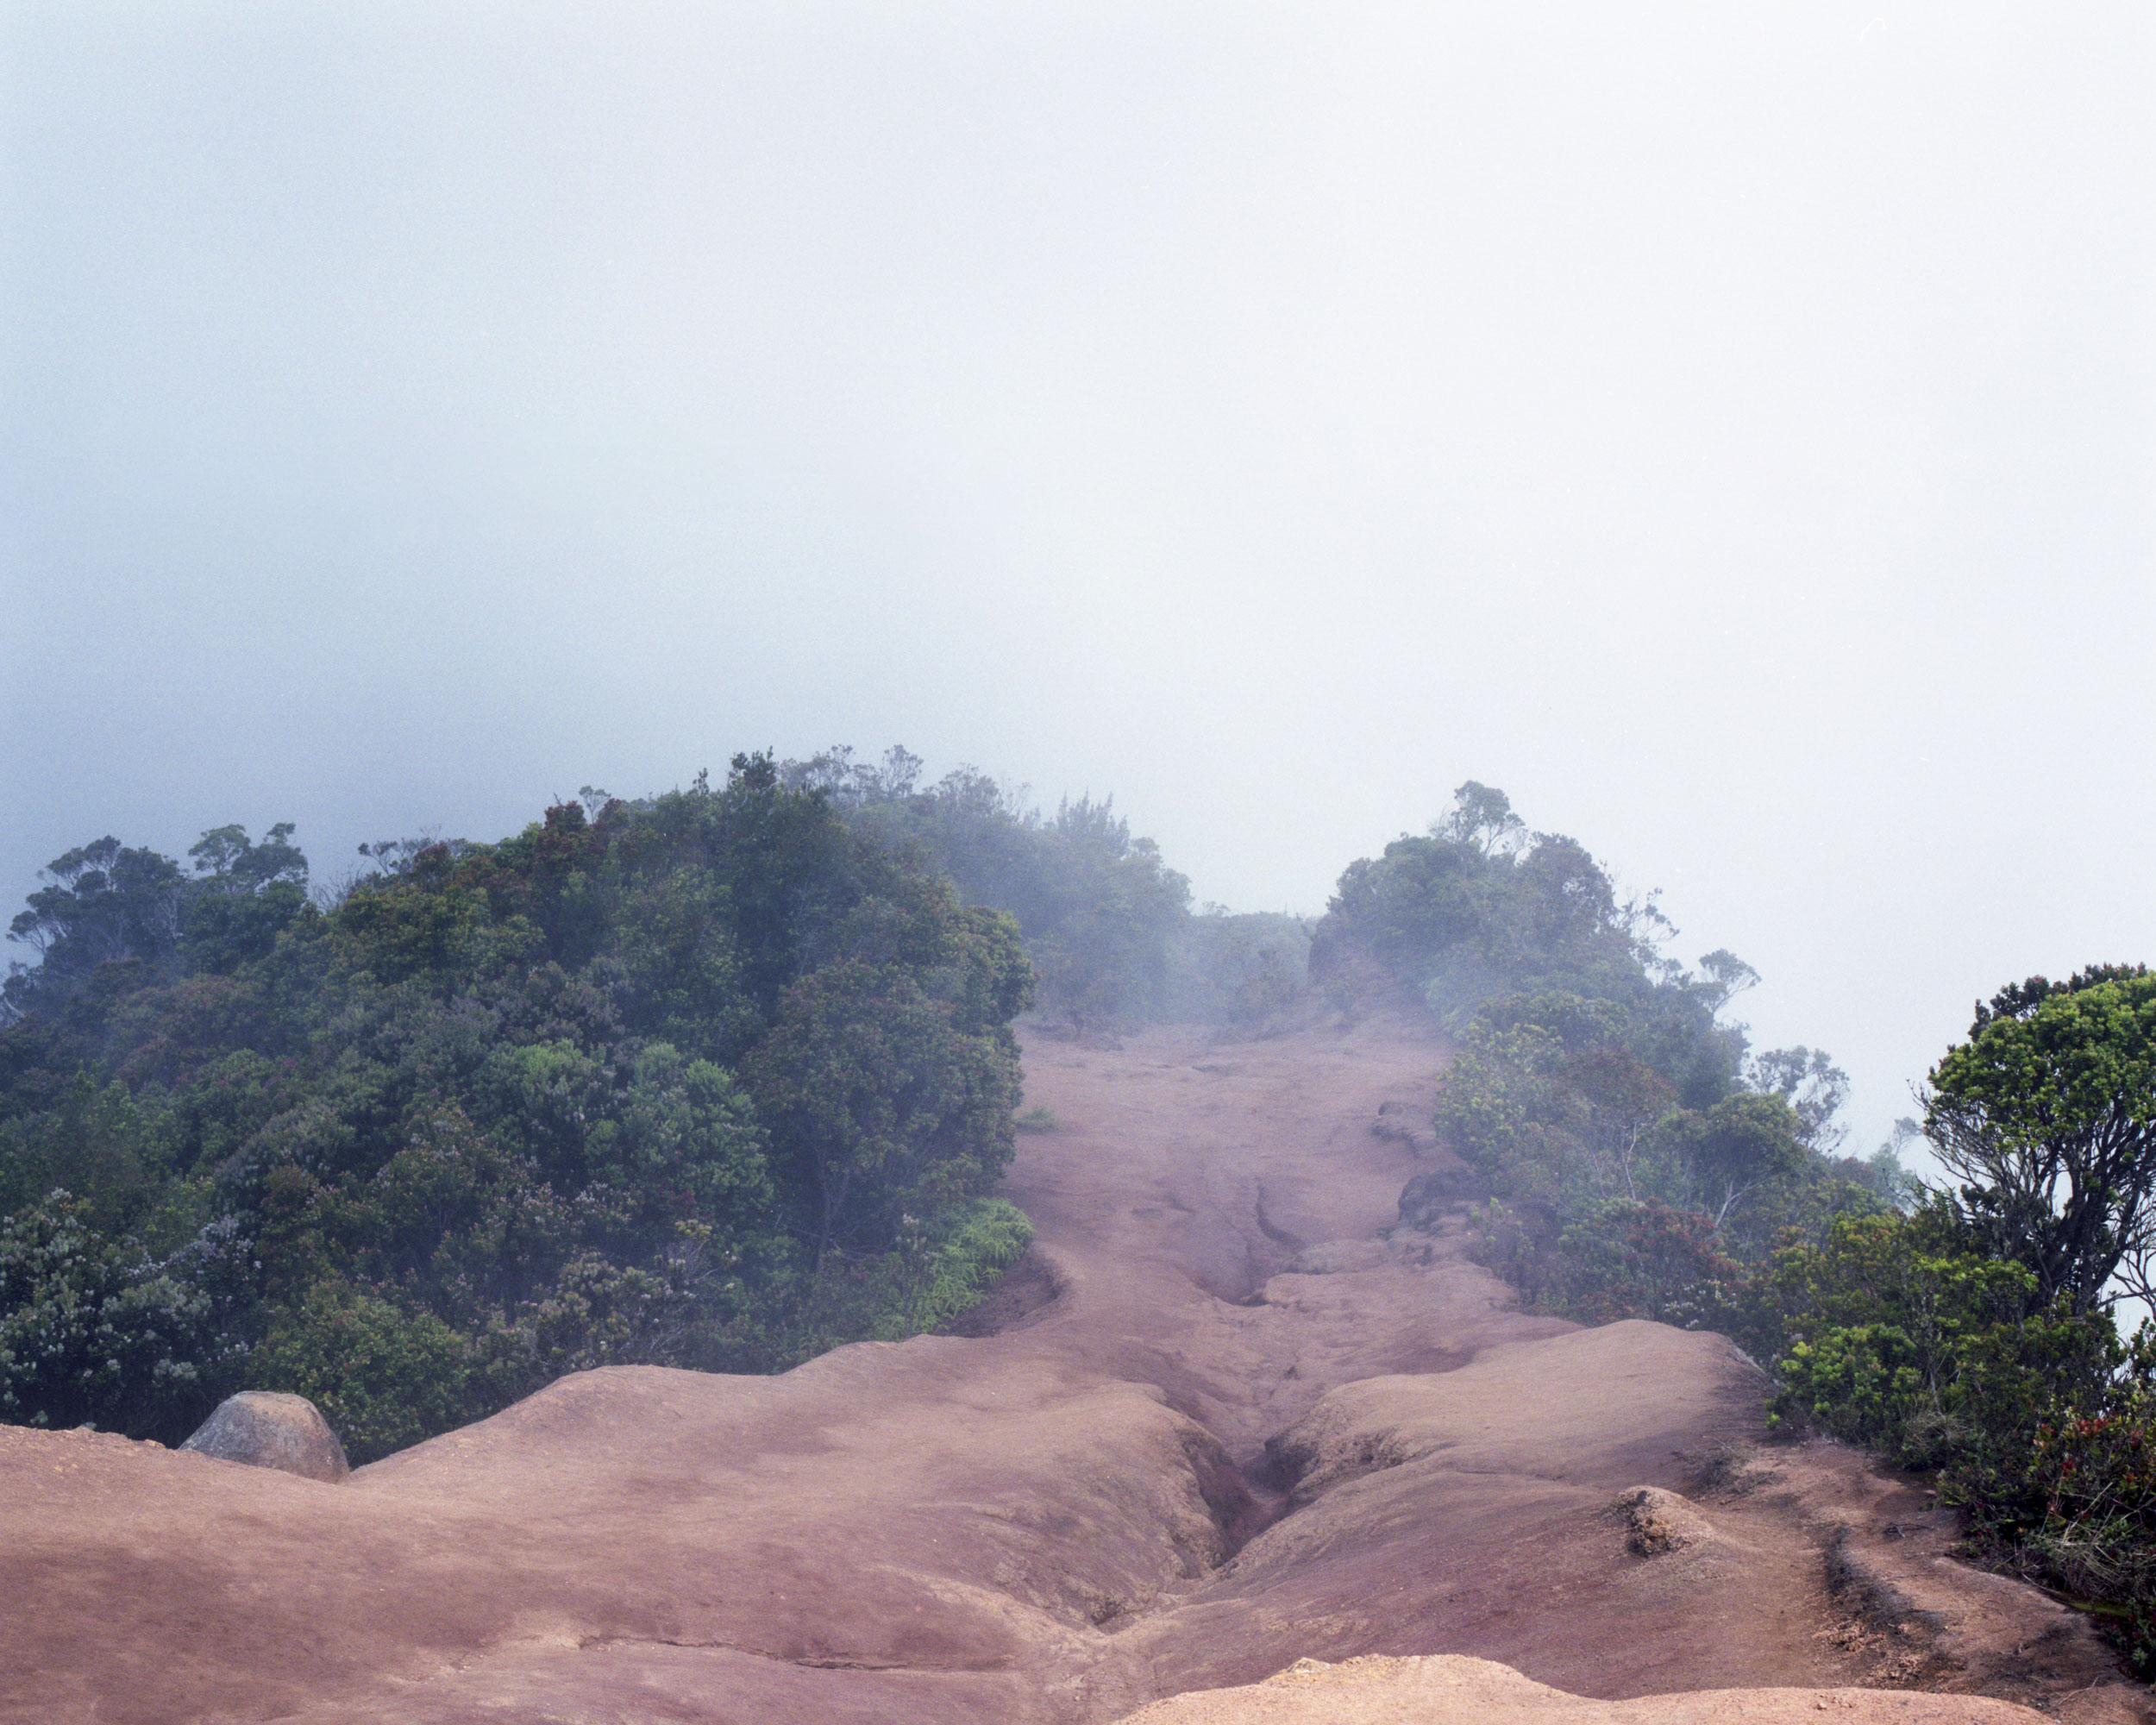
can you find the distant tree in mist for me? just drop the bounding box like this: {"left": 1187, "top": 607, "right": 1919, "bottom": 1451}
{"left": 781, "top": 744, "right": 1304, "bottom": 1033}
{"left": 1349, "top": 781, "right": 1906, "bottom": 1302}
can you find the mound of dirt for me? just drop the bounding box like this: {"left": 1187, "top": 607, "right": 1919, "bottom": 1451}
{"left": 1110, "top": 1653, "right": 2050, "bottom": 1724}
{"left": 1, "top": 1018, "right": 2143, "bottom": 1723}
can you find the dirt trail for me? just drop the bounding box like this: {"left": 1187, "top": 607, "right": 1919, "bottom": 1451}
{"left": 0, "top": 1019, "right": 2143, "bottom": 1723}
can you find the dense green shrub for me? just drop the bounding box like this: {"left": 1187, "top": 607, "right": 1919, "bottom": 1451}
{"left": 0, "top": 756, "right": 1036, "bottom": 1458}
{"left": 1733, "top": 970, "right": 2156, "bottom": 1670}
{"left": 2021, "top": 1368, "right": 2156, "bottom": 1675}
{"left": 1422, "top": 986, "right": 1884, "bottom": 1328}
{"left": 253, "top": 1281, "right": 486, "bottom": 1461}
{"left": 1749, "top": 1207, "right": 2103, "bottom": 1458}
{"left": 1394, "top": 839, "right": 2156, "bottom": 1672}
{"left": 1730, "top": 1195, "right": 2156, "bottom": 1668}
{"left": 765, "top": 1195, "right": 1034, "bottom": 1358}
{"left": 1470, "top": 1195, "right": 1739, "bottom": 1328}
{"left": 0, "top": 1191, "right": 254, "bottom": 1435}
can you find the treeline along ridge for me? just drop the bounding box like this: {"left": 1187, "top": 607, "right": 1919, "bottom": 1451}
{"left": 1317, "top": 782, "right": 2156, "bottom": 1674}
{"left": 8, "top": 758, "right": 2156, "bottom": 1675}
{"left": 0, "top": 749, "right": 1307, "bottom": 1461}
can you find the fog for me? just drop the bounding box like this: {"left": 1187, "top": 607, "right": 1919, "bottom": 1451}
{"left": 3, "top": 2, "right": 2150, "bottom": 1159}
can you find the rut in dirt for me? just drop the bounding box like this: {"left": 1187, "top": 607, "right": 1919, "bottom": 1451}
{"left": 0, "top": 1017, "right": 2137, "bottom": 1725}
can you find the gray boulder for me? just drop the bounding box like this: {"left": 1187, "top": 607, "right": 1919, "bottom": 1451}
{"left": 180, "top": 1390, "right": 350, "bottom": 1483}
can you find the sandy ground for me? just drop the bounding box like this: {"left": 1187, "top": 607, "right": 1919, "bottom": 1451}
{"left": 0, "top": 1016, "right": 2144, "bottom": 1723}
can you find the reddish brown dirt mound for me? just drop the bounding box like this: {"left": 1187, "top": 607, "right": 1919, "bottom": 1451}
{"left": 1114, "top": 1653, "right": 2053, "bottom": 1724}
{"left": 0, "top": 1019, "right": 2144, "bottom": 1723}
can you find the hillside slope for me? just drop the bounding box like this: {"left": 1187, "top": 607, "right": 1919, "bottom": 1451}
{"left": 0, "top": 1019, "right": 2141, "bottom": 1722}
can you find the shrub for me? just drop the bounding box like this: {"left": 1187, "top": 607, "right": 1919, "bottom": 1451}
{"left": 0, "top": 1192, "right": 253, "bottom": 1441}
{"left": 0, "top": 759, "right": 1039, "bottom": 1454}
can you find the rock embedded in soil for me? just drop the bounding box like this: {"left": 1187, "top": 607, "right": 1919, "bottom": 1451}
{"left": 1622, "top": 1485, "right": 1721, "bottom": 1557}
{"left": 179, "top": 1389, "right": 351, "bottom": 1483}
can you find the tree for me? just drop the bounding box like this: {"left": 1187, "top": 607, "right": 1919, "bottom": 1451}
{"left": 745, "top": 960, "right": 1022, "bottom": 1262}
{"left": 1026, "top": 796, "right": 1190, "bottom": 1027}
{"left": 1746, "top": 1046, "right": 1852, "bottom": 1153}
{"left": 1568, "top": 1044, "right": 1677, "bottom": 1203}
{"left": 3, "top": 839, "right": 185, "bottom": 1019}
{"left": 0, "top": 1193, "right": 254, "bottom": 1441}
{"left": 182, "top": 824, "right": 312, "bottom": 974}
{"left": 1926, "top": 966, "right": 2156, "bottom": 1317}
{"left": 1669, "top": 1092, "right": 1811, "bottom": 1225}
{"left": 1694, "top": 950, "right": 1762, "bottom": 1016}
{"left": 777, "top": 750, "right": 1208, "bottom": 1031}
{"left": 1311, "top": 784, "right": 1689, "bottom": 1031}
{"left": 1432, "top": 781, "right": 1526, "bottom": 857}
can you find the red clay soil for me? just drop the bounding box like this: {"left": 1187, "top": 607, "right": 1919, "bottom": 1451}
{"left": 1117, "top": 1653, "right": 2064, "bottom": 1725}
{"left": 0, "top": 1017, "right": 2145, "bottom": 1724}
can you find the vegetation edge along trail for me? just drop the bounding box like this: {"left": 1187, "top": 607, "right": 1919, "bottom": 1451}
{"left": 1315, "top": 782, "right": 2156, "bottom": 1678}
{"left": 4, "top": 756, "right": 2155, "bottom": 1680}
{"left": 0, "top": 749, "right": 1306, "bottom": 1460}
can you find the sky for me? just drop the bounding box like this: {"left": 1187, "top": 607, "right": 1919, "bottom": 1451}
{"left": 3, "top": 1, "right": 2151, "bottom": 1160}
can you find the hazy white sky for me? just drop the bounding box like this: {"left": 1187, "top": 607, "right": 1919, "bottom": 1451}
{"left": 3, "top": 1, "right": 2151, "bottom": 1157}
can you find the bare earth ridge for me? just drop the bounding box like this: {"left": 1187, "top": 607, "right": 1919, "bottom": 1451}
{"left": 1, "top": 1018, "right": 2146, "bottom": 1723}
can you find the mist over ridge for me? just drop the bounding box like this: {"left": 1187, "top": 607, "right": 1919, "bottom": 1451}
{"left": 6, "top": 3, "right": 2152, "bottom": 1190}
{"left": 9, "top": 9, "right": 2156, "bottom": 1720}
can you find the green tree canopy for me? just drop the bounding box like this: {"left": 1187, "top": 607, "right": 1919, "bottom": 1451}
{"left": 1927, "top": 964, "right": 2156, "bottom": 1317}
{"left": 3, "top": 839, "right": 187, "bottom": 1019}
{"left": 0, "top": 759, "right": 1038, "bottom": 1458}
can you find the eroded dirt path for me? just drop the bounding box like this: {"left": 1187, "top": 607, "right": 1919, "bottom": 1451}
{"left": 0, "top": 1019, "right": 2142, "bottom": 1722}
